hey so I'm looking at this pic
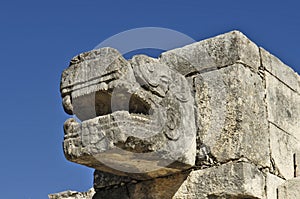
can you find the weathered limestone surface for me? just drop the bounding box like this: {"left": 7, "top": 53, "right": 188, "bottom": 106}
{"left": 266, "top": 173, "right": 285, "bottom": 199}
{"left": 269, "top": 123, "right": 299, "bottom": 180}
{"left": 194, "top": 64, "right": 269, "bottom": 167}
{"left": 173, "top": 162, "right": 266, "bottom": 199}
{"left": 260, "top": 47, "right": 300, "bottom": 94}
{"left": 264, "top": 60, "right": 300, "bottom": 181}
{"left": 266, "top": 72, "right": 300, "bottom": 141}
{"left": 278, "top": 177, "right": 300, "bottom": 199}
{"left": 52, "top": 30, "right": 300, "bottom": 199}
{"left": 160, "top": 30, "right": 260, "bottom": 75}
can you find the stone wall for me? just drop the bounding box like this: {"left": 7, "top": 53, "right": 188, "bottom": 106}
{"left": 50, "top": 31, "right": 300, "bottom": 199}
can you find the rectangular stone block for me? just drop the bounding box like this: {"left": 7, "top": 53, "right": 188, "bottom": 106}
{"left": 173, "top": 162, "right": 266, "bottom": 199}
{"left": 92, "top": 162, "right": 265, "bottom": 199}
{"left": 270, "top": 123, "right": 298, "bottom": 180}
{"left": 266, "top": 72, "right": 300, "bottom": 140}
{"left": 194, "top": 64, "right": 270, "bottom": 167}
{"left": 266, "top": 173, "right": 285, "bottom": 199}
{"left": 160, "top": 30, "right": 260, "bottom": 76}
{"left": 278, "top": 177, "right": 300, "bottom": 199}
{"left": 261, "top": 47, "right": 300, "bottom": 94}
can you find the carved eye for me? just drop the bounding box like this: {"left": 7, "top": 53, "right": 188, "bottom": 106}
{"left": 146, "top": 63, "right": 155, "bottom": 72}
{"left": 160, "top": 76, "right": 169, "bottom": 84}
{"left": 170, "top": 76, "right": 190, "bottom": 102}
{"left": 139, "top": 64, "right": 159, "bottom": 87}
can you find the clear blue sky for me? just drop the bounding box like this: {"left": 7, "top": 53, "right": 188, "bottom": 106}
{"left": 0, "top": 0, "right": 299, "bottom": 198}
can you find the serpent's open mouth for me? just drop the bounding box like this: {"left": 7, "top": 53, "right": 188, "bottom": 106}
{"left": 72, "top": 88, "right": 153, "bottom": 122}
{"left": 63, "top": 85, "right": 162, "bottom": 141}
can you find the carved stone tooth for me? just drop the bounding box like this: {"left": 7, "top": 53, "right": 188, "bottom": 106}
{"left": 108, "top": 81, "right": 117, "bottom": 90}
{"left": 131, "top": 114, "right": 150, "bottom": 121}
{"left": 62, "top": 95, "right": 73, "bottom": 115}
{"left": 63, "top": 118, "right": 79, "bottom": 135}
{"left": 99, "top": 82, "right": 108, "bottom": 91}
{"left": 61, "top": 88, "right": 69, "bottom": 95}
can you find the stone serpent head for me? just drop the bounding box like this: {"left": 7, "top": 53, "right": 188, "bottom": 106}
{"left": 60, "top": 47, "right": 196, "bottom": 179}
